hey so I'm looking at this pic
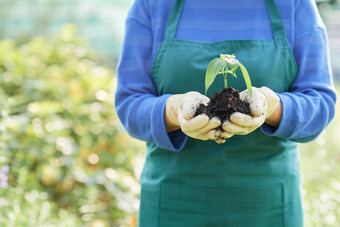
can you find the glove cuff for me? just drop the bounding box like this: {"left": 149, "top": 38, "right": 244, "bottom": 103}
{"left": 165, "top": 94, "right": 182, "bottom": 126}
{"left": 258, "top": 87, "right": 280, "bottom": 119}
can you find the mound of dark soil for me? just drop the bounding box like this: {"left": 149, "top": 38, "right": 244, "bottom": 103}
{"left": 195, "top": 87, "right": 251, "bottom": 122}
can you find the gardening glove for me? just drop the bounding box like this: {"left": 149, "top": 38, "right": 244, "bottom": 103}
{"left": 221, "top": 87, "right": 280, "bottom": 135}
{"left": 166, "top": 92, "right": 222, "bottom": 140}
{"left": 214, "top": 130, "right": 234, "bottom": 145}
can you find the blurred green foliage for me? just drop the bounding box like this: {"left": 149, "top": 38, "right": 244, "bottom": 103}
{"left": 0, "top": 24, "right": 143, "bottom": 227}
{"left": 301, "top": 87, "right": 340, "bottom": 227}
{"left": 0, "top": 0, "right": 133, "bottom": 66}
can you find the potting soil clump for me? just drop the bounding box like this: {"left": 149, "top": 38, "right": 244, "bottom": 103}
{"left": 195, "top": 87, "right": 251, "bottom": 122}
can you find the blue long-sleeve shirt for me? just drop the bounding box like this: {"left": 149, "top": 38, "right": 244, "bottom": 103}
{"left": 115, "top": 0, "right": 337, "bottom": 151}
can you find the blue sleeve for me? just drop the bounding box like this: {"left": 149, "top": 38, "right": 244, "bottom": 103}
{"left": 114, "top": 0, "right": 187, "bottom": 151}
{"left": 261, "top": 0, "right": 337, "bottom": 142}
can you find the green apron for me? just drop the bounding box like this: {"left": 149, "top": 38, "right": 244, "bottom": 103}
{"left": 139, "top": 0, "right": 302, "bottom": 226}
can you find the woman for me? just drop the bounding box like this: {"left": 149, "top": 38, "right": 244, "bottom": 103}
{"left": 115, "top": 0, "right": 337, "bottom": 226}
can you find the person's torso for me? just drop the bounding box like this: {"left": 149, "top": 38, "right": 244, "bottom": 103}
{"left": 139, "top": 0, "right": 303, "bottom": 226}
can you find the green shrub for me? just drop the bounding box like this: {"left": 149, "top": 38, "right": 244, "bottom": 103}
{"left": 0, "top": 24, "right": 142, "bottom": 226}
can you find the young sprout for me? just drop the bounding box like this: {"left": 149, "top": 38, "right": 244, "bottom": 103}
{"left": 205, "top": 54, "right": 252, "bottom": 97}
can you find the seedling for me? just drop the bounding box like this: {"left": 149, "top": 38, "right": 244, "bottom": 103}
{"left": 205, "top": 54, "right": 252, "bottom": 97}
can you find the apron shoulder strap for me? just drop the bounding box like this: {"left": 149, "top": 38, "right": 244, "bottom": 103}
{"left": 164, "top": 0, "right": 185, "bottom": 39}
{"left": 265, "top": 0, "right": 287, "bottom": 40}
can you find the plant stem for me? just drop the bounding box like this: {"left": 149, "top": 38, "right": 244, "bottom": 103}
{"left": 223, "top": 65, "right": 228, "bottom": 88}
{"left": 224, "top": 75, "right": 227, "bottom": 88}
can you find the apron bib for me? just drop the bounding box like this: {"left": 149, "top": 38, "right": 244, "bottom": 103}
{"left": 139, "top": 0, "right": 302, "bottom": 226}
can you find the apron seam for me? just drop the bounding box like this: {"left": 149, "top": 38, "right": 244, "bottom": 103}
{"left": 157, "top": 183, "right": 162, "bottom": 227}
{"left": 282, "top": 182, "right": 286, "bottom": 227}
{"left": 152, "top": 40, "right": 169, "bottom": 95}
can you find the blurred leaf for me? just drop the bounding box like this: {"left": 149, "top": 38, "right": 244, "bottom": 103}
{"left": 205, "top": 58, "right": 226, "bottom": 95}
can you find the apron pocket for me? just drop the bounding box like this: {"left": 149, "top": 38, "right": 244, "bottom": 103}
{"left": 159, "top": 182, "right": 285, "bottom": 227}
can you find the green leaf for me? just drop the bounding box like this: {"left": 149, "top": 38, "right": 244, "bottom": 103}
{"left": 231, "top": 65, "right": 238, "bottom": 77}
{"left": 205, "top": 58, "right": 226, "bottom": 94}
{"left": 239, "top": 63, "right": 252, "bottom": 97}
{"left": 226, "top": 70, "right": 237, "bottom": 78}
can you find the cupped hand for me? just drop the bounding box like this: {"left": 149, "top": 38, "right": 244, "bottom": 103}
{"left": 166, "top": 92, "right": 222, "bottom": 140}
{"left": 220, "top": 87, "right": 269, "bottom": 136}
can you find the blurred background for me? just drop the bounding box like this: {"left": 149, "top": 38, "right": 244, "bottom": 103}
{"left": 0, "top": 0, "right": 339, "bottom": 226}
